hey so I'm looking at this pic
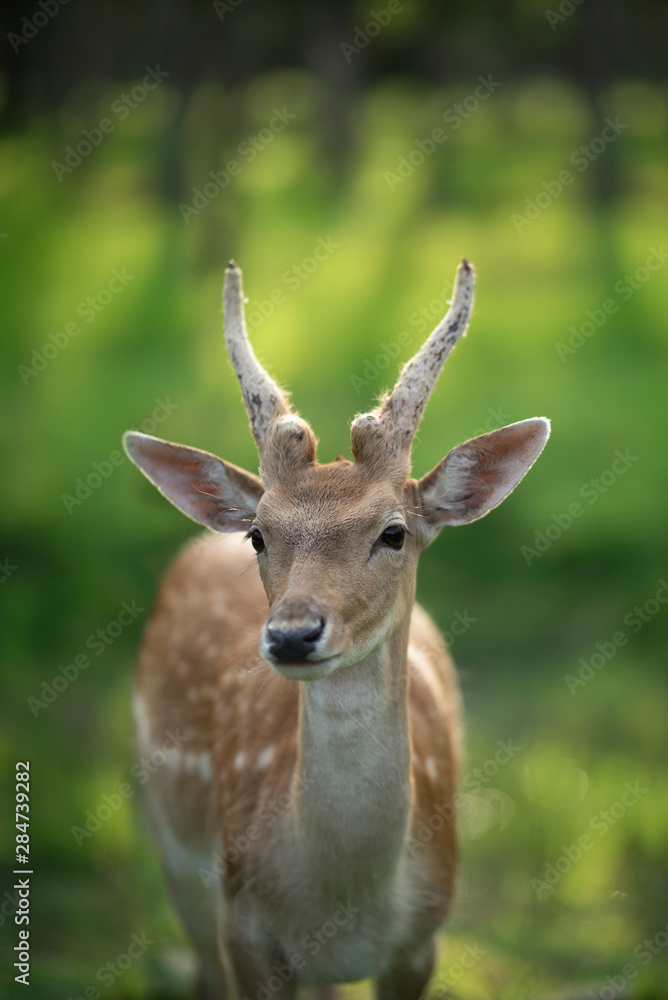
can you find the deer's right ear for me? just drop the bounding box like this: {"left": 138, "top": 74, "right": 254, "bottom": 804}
{"left": 123, "top": 432, "right": 264, "bottom": 532}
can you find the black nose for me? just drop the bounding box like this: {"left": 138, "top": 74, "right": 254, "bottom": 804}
{"left": 266, "top": 619, "right": 325, "bottom": 663}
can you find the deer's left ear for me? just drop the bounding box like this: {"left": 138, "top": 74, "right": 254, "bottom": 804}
{"left": 415, "top": 418, "right": 550, "bottom": 540}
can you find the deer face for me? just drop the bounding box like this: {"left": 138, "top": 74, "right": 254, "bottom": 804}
{"left": 250, "top": 461, "right": 418, "bottom": 680}
{"left": 124, "top": 260, "right": 550, "bottom": 680}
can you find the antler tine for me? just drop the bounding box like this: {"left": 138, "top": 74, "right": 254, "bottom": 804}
{"left": 223, "top": 260, "right": 290, "bottom": 452}
{"left": 379, "top": 258, "right": 476, "bottom": 447}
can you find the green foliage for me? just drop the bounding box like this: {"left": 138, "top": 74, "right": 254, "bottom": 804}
{"left": 1, "top": 71, "right": 667, "bottom": 997}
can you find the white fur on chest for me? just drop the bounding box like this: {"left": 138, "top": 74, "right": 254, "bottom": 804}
{"left": 232, "top": 844, "right": 425, "bottom": 984}
{"left": 230, "top": 665, "right": 423, "bottom": 983}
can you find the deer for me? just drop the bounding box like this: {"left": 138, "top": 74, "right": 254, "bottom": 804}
{"left": 123, "top": 257, "right": 549, "bottom": 1000}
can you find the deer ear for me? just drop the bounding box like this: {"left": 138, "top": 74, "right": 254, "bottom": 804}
{"left": 416, "top": 418, "right": 550, "bottom": 540}
{"left": 123, "top": 432, "right": 264, "bottom": 532}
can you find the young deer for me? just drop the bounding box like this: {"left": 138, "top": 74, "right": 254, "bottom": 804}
{"left": 124, "top": 259, "right": 549, "bottom": 1000}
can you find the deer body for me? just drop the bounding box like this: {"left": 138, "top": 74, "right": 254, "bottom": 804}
{"left": 125, "top": 259, "right": 549, "bottom": 998}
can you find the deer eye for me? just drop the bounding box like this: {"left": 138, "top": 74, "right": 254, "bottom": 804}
{"left": 249, "top": 528, "right": 265, "bottom": 553}
{"left": 380, "top": 526, "right": 405, "bottom": 550}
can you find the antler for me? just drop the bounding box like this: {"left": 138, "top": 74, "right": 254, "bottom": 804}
{"left": 223, "top": 260, "right": 291, "bottom": 450}
{"left": 351, "top": 259, "right": 476, "bottom": 469}
{"left": 223, "top": 261, "right": 316, "bottom": 482}
{"left": 224, "top": 257, "right": 474, "bottom": 481}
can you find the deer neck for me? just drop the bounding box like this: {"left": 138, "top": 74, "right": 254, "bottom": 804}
{"left": 290, "top": 614, "right": 413, "bottom": 892}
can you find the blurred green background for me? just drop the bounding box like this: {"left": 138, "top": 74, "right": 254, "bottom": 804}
{"left": 1, "top": 1, "right": 667, "bottom": 997}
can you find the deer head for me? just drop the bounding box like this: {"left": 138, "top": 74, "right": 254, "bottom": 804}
{"left": 124, "top": 260, "right": 549, "bottom": 681}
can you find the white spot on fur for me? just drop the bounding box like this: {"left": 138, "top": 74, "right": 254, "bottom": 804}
{"left": 165, "top": 751, "right": 210, "bottom": 780}
{"left": 133, "top": 691, "right": 152, "bottom": 749}
{"left": 198, "top": 752, "right": 212, "bottom": 781}
{"left": 408, "top": 644, "right": 446, "bottom": 704}
{"left": 426, "top": 757, "right": 438, "bottom": 781}
{"left": 234, "top": 751, "right": 246, "bottom": 770}
{"left": 165, "top": 749, "right": 183, "bottom": 772}
{"left": 257, "top": 745, "right": 275, "bottom": 768}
